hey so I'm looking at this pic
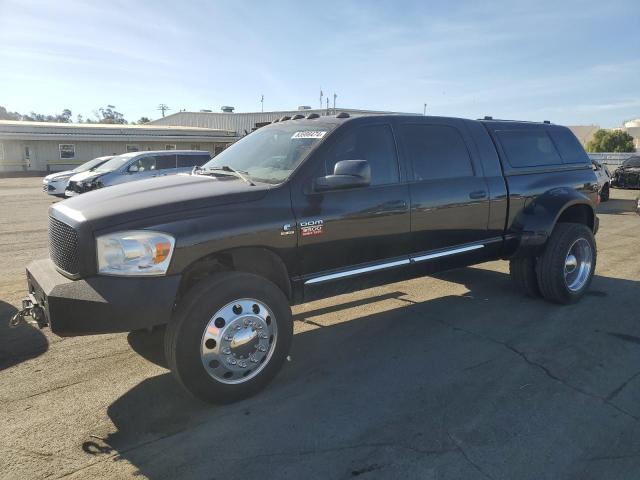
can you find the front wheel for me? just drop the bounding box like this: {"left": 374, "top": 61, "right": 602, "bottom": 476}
{"left": 600, "top": 184, "right": 610, "bottom": 202}
{"left": 536, "top": 223, "right": 596, "bottom": 304}
{"left": 165, "top": 272, "right": 293, "bottom": 403}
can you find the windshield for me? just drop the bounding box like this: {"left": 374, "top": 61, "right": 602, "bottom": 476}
{"left": 202, "top": 124, "right": 332, "bottom": 184}
{"left": 96, "top": 153, "right": 139, "bottom": 172}
{"left": 73, "top": 156, "right": 112, "bottom": 173}
{"left": 622, "top": 156, "right": 640, "bottom": 168}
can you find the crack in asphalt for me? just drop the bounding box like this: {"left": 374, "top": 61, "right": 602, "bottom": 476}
{"left": 398, "top": 298, "right": 640, "bottom": 424}
{"left": 606, "top": 369, "right": 640, "bottom": 401}
{"left": 447, "top": 433, "right": 495, "bottom": 480}
{"left": 4, "top": 379, "right": 87, "bottom": 403}
{"left": 588, "top": 452, "right": 640, "bottom": 461}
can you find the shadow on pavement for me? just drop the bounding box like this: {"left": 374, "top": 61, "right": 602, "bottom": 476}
{"left": 89, "top": 268, "right": 640, "bottom": 480}
{"left": 0, "top": 300, "right": 48, "bottom": 371}
{"left": 127, "top": 326, "right": 168, "bottom": 369}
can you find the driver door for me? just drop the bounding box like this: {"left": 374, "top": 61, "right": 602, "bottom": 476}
{"left": 290, "top": 121, "right": 411, "bottom": 292}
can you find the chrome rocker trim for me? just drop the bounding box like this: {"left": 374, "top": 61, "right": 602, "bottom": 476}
{"left": 305, "top": 243, "right": 485, "bottom": 285}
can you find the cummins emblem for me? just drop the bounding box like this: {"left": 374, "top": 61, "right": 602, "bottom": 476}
{"left": 280, "top": 224, "right": 295, "bottom": 236}
{"left": 300, "top": 219, "right": 324, "bottom": 237}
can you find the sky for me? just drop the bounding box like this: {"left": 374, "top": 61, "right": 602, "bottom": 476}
{"left": 0, "top": 0, "right": 639, "bottom": 127}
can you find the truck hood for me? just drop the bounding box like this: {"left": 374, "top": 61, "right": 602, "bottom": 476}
{"left": 53, "top": 173, "right": 270, "bottom": 229}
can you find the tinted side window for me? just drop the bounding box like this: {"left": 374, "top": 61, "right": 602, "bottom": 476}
{"left": 155, "top": 154, "right": 176, "bottom": 170}
{"left": 548, "top": 129, "right": 589, "bottom": 164}
{"left": 400, "top": 124, "right": 474, "bottom": 180}
{"left": 325, "top": 124, "right": 399, "bottom": 185}
{"left": 177, "top": 154, "right": 209, "bottom": 168}
{"left": 195, "top": 154, "right": 210, "bottom": 166}
{"left": 497, "top": 130, "right": 562, "bottom": 168}
{"left": 130, "top": 156, "right": 156, "bottom": 172}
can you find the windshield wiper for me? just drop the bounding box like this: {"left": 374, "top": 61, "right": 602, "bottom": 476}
{"left": 202, "top": 166, "right": 255, "bottom": 186}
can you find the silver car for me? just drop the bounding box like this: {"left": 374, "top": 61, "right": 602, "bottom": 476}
{"left": 65, "top": 150, "right": 211, "bottom": 196}
{"left": 592, "top": 160, "right": 611, "bottom": 202}
{"left": 42, "top": 156, "right": 113, "bottom": 197}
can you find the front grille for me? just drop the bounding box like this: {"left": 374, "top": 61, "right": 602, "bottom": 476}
{"left": 49, "top": 216, "right": 80, "bottom": 275}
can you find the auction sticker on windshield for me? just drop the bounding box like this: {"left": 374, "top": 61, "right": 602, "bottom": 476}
{"left": 292, "top": 131, "right": 327, "bottom": 139}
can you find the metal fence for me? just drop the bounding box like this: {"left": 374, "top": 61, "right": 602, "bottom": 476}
{"left": 588, "top": 152, "right": 637, "bottom": 168}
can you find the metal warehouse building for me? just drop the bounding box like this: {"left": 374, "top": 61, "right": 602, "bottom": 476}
{"left": 149, "top": 107, "right": 401, "bottom": 134}
{"left": 0, "top": 121, "right": 235, "bottom": 173}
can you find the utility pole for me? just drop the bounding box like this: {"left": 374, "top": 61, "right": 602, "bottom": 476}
{"left": 423, "top": 103, "right": 427, "bottom": 115}
{"left": 157, "top": 103, "right": 170, "bottom": 117}
{"left": 260, "top": 94, "right": 264, "bottom": 113}
{"left": 326, "top": 97, "right": 329, "bottom": 113}
{"left": 333, "top": 93, "right": 337, "bottom": 113}
{"left": 320, "top": 88, "right": 323, "bottom": 109}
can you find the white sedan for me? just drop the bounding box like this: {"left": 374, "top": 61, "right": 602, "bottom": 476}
{"left": 42, "top": 156, "right": 113, "bottom": 197}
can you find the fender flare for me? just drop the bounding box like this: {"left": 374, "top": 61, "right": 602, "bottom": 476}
{"left": 510, "top": 187, "right": 595, "bottom": 258}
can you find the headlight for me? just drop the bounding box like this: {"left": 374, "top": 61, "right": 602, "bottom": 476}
{"left": 96, "top": 231, "right": 175, "bottom": 276}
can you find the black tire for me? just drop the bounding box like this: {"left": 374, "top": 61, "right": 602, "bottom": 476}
{"left": 536, "top": 223, "right": 596, "bottom": 304}
{"left": 165, "top": 272, "right": 293, "bottom": 403}
{"left": 600, "top": 184, "right": 610, "bottom": 202}
{"left": 509, "top": 257, "right": 540, "bottom": 298}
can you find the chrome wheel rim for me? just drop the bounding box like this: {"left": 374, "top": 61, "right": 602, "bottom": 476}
{"left": 200, "top": 298, "right": 277, "bottom": 384}
{"left": 564, "top": 238, "right": 593, "bottom": 292}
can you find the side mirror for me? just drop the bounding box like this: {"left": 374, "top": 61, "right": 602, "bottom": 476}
{"left": 314, "top": 160, "right": 371, "bottom": 192}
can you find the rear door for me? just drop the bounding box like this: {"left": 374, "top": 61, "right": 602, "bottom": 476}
{"left": 398, "top": 119, "right": 492, "bottom": 259}
{"left": 154, "top": 153, "right": 177, "bottom": 176}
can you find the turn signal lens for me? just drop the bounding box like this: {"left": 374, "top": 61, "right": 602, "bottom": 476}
{"left": 154, "top": 241, "right": 172, "bottom": 264}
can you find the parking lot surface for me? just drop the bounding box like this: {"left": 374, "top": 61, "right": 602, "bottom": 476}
{"left": 1, "top": 177, "right": 640, "bottom": 480}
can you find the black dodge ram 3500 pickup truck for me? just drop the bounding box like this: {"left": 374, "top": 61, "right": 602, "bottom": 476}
{"left": 14, "top": 113, "right": 599, "bottom": 403}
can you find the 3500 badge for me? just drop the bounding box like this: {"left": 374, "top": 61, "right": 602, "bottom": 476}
{"left": 300, "top": 219, "right": 324, "bottom": 237}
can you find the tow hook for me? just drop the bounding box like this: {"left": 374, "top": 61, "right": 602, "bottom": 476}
{"left": 9, "top": 296, "right": 48, "bottom": 329}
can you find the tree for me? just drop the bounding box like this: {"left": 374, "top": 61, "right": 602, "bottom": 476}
{"left": 0, "top": 106, "right": 74, "bottom": 122}
{"left": 56, "top": 109, "right": 72, "bottom": 123}
{"left": 586, "top": 129, "right": 635, "bottom": 153}
{"left": 135, "top": 116, "right": 151, "bottom": 124}
{"left": 0, "top": 106, "right": 22, "bottom": 120}
{"left": 94, "top": 105, "right": 127, "bottom": 124}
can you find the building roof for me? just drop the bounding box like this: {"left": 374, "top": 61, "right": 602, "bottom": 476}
{"left": 0, "top": 120, "right": 235, "bottom": 142}
{"left": 149, "top": 108, "right": 408, "bottom": 134}
{"left": 567, "top": 125, "right": 601, "bottom": 145}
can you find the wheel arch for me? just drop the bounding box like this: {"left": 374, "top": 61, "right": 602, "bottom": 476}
{"left": 510, "top": 188, "right": 596, "bottom": 258}
{"left": 177, "top": 246, "right": 292, "bottom": 304}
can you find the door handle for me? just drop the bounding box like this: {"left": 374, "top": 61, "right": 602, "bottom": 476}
{"left": 469, "top": 190, "right": 487, "bottom": 199}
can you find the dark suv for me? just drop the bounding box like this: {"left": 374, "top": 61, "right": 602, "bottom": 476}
{"left": 16, "top": 113, "right": 599, "bottom": 403}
